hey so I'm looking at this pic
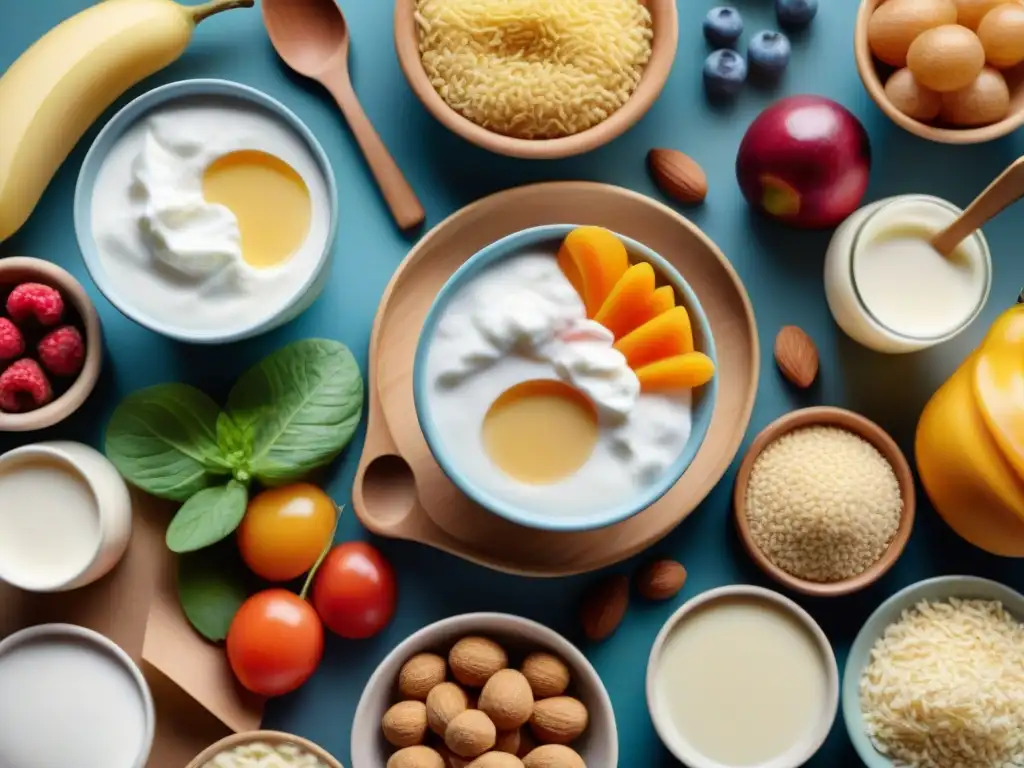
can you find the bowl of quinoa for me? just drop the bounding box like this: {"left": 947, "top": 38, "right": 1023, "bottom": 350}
{"left": 733, "top": 407, "right": 915, "bottom": 597}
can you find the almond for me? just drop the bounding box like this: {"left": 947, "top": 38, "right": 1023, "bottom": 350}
{"left": 529, "top": 697, "right": 589, "bottom": 745}
{"left": 467, "top": 752, "right": 524, "bottom": 768}
{"left": 400, "top": 653, "right": 448, "bottom": 700}
{"left": 579, "top": 574, "right": 629, "bottom": 641}
{"left": 522, "top": 745, "right": 586, "bottom": 768}
{"left": 446, "top": 710, "right": 497, "bottom": 758}
{"left": 520, "top": 652, "right": 571, "bottom": 699}
{"left": 647, "top": 148, "right": 708, "bottom": 205}
{"left": 774, "top": 326, "right": 819, "bottom": 389}
{"left": 388, "top": 745, "right": 446, "bottom": 768}
{"left": 479, "top": 669, "right": 534, "bottom": 730}
{"left": 383, "top": 700, "right": 430, "bottom": 748}
{"left": 636, "top": 559, "right": 687, "bottom": 601}
{"left": 450, "top": 637, "right": 509, "bottom": 688}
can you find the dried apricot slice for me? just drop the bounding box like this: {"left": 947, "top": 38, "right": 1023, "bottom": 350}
{"left": 557, "top": 227, "right": 630, "bottom": 317}
{"left": 614, "top": 306, "right": 694, "bottom": 369}
{"left": 594, "top": 263, "right": 657, "bottom": 339}
{"left": 648, "top": 286, "right": 676, "bottom": 316}
{"left": 636, "top": 353, "right": 716, "bottom": 391}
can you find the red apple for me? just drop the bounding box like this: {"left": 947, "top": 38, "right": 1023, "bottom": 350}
{"left": 736, "top": 95, "right": 871, "bottom": 229}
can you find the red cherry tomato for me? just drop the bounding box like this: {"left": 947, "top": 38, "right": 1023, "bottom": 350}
{"left": 226, "top": 589, "right": 324, "bottom": 697}
{"left": 311, "top": 542, "right": 397, "bottom": 639}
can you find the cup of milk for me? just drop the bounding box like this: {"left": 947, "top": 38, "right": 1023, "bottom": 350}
{"left": 824, "top": 195, "right": 991, "bottom": 354}
{"left": 0, "top": 442, "right": 132, "bottom": 592}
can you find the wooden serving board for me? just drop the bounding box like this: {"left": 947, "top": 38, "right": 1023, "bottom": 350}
{"left": 352, "top": 182, "right": 759, "bottom": 577}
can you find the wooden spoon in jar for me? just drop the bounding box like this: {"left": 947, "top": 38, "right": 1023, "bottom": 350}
{"left": 262, "top": 0, "right": 425, "bottom": 231}
{"left": 931, "top": 156, "right": 1024, "bottom": 257}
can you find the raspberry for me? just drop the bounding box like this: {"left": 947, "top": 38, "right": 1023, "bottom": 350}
{"left": 0, "top": 359, "right": 53, "bottom": 413}
{"left": 0, "top": 318, "right": 24, "bottom": 361}
{"left": 38, "top": 326, "right": 85, "bottom": 377}
{"left": 6, "top": 282, "right": 64, "bottom": 326}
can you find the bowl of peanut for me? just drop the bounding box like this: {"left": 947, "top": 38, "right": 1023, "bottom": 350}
{"left": 350, "top": 613, "right": 617, "bottom": 768}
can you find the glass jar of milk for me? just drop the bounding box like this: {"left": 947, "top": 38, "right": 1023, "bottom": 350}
{"left": 824, "top": 195, "right": 991, "bottom": 354}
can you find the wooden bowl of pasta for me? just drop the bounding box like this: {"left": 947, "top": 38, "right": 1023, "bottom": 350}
{"left": 394, "top": 0, "right": 678, "bottom": 159}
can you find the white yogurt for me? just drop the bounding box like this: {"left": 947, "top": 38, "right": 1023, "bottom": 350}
{"left": 0, "top": 625, "right": 153, "bottom": 768}
{"left": 424, "top": 253, "right": 693, "bottom": 518}
{"left": 89, "top": 97, "right": 332, "bottom": 337}
{"left": 824, "top": 195, "right": 991, "bottom": 354}
{"left": 203, "top": 742, "right": 329, "bottom": 768}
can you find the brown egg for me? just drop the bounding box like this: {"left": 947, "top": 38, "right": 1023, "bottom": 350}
{"left": 940, "top": 66, "right": 1011, "bottom": 124}
{"left": 954, "top": 0, "right": 1013, "bottom": 30}
{"left": 907, "top": 24, "right": 986, "bottom": 91}
{"left": 885, "top": 67, "right": 943, "bottom": 119}
{"left": 868, "top": 0, "right": 959, "bottom": 66}
{"left": 978, "top": 3, "right": 1024, "bottom": 67}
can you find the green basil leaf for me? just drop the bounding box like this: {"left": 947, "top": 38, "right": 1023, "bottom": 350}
{"left": 177, "top": 546, "right": 249, "bottom": 643}
{"left": 166, "top": 480, "right": 248, "bottom": 553}
{"left": 105, "top": 383, "right": 230, "bottom": 501}
{"left": 216, "top": 412, "right": 253, "bottom": 483}
{"left": 223, "top": 339, "right": 364, "bottom": 486}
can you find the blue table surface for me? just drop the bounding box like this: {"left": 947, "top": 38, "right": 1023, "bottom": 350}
{"left": 3, "top": 1, "right": 1024, "bottom": 766}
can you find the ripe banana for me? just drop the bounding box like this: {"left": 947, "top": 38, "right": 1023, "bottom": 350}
{"left": 0, "top": 0, "right": 253, "bottom": 243}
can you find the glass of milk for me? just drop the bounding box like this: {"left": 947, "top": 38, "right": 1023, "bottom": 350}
{"left": 824, "top": 195, "right": 992, "bottom": 354}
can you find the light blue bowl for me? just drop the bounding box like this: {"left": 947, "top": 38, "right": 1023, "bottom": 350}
{"left": 73, "top": 79, "right": 338, "bottom": 345}
{"left": 413, "top": 224, "right": 719, "bottom": 532}
{"left": 843, "top": 575, "right": 1024, "bottom": 768}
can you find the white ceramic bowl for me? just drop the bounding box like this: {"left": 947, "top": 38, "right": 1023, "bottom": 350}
{"left": 0, "top": 441, "right": 132, "bottom": 592}
{"left": 646, "top": 585, "right": 839, "bottom": 768}
{"left": 0, "top": 623, "right": 155, "bottom": 768}
{"left": 351, "top": 613, "right": 617, "bottom": 768}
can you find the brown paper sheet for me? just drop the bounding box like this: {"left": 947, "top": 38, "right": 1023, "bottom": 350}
{"left": 0, "top": 489, "right": 264, "bottom": 767}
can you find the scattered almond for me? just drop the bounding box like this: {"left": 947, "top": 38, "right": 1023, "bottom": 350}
{"left": 579, "top": 574, "right": 629, "bottom": 641}
{"left": 446, "top": 710, "right": 497, "bottom": 758}
{"left": 427, "top": 682, "right": 470, "bottom": 736}
{"left": 529, "top": 697, "right": 589, "bottom": 745}
{"left": 450, "top": 637, "right": 509, "bottom": 687}
{"left": 636, "top": 559, "right": 688, "bottom": 601}
{"left": 384, "top": 700, "right": 430, "bottom": 748}
{"left": 467, "top": 753, "right": 525, "bottom": 768}
{"left": 647, "top": 148, "right": 708, "bottom": 205}
{"left": 774, "top": 325, "right": 819, "bottom": 389}
{"left": 388, "top": 745, "right": 446, "bottom": 768}
{"left": 479, "top": 669, "right": 534, "bottom": 730}
{"left": 494, "top": 728, "right": 522, "bottom": 755}
{"left": 400, "top": 653, "right": 448, "bottom": 700}
{"left": 522, "top": 744, "right": 586, "bottom": 768}
{"left": 520, "top": 653, "right": 571, "bottom": 699}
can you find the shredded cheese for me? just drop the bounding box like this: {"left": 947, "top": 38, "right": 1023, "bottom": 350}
{"left": 860, "top": 598, "right": 1024, "bottom": 768}
{"left": 414, "top": 0, "right": 653, "bottom": 139}
{"left": 203, "top": 742, "right": 328, "bottom": 768}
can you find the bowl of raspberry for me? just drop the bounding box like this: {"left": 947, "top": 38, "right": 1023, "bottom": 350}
{"left": 0, "top": 257, "right": 101, "bottom": 432}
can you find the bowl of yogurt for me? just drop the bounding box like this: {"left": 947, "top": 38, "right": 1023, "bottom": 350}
{"left": 74, "top": 79, "right": 337, "bottom": 344}
{"left": 185, "top": 731, "right": 342, "bottom": 768}
{"left": 413, "top": 224, "right": 718, "bottom": 532}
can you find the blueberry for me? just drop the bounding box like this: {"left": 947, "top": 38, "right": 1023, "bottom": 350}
{"left": 703, "top": 7, "right": 744, "bottom": 49}
{"left": 703, "top": 49, "right": 747, "bottom": 98}
{"left": 748, "top": 30, "right": 791, "bottom": 80}
{"left": 776, "top": 0, "right": 818, "bottom": 29}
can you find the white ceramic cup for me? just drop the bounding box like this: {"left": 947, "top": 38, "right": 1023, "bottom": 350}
{"left": 0, "top": 441, "right": 132, "bottom": 592}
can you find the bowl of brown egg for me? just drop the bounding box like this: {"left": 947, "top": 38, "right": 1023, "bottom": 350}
{"left": 350, "top": 613, "right": 617, "bottom": 768}
{"left": 855, "top": 0, "right": 1024, "bottom": 143}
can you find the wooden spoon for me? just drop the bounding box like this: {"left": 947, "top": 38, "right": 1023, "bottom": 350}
{"left": 931, "top": 156, "right": 1024, "bottom": 257}
{"left": 262, "top": 0, "right": 425, "bottom": 231}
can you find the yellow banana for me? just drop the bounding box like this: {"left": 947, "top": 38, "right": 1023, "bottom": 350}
{"left": 0, "top": 0, "right": 253, "bottom": 243}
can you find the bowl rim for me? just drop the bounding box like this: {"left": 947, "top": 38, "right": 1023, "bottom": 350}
{"left": 350, "top": 611, "right": 618, "bottom": 768}
{"left": 392, "top": 0, "right": 679, "bottom": 159}
{"left": 411, "top": 223, "right": 719, "bottom": 533}
{"left": 72, "top": 77, "right": 339, "bottom": 345}
{"left": 733, "top": 406, "right": 916, "bottom": 597}
{"left": 841, "top": 575, "right": 1024, "bottom": 768}
{"left": 0, "top": 256, "right": 102, "bottom": 432}
{"left": 645, "top": 584, "right": 840, "bottom": 768}
{"left": 185, "top": 730, "right": 344, "bottom": 768}
{"left": 0, "top": 623, "right": 155, "bottom": 768}
{"left": 854, "top": 0, "right": 1024, "bottom": 144}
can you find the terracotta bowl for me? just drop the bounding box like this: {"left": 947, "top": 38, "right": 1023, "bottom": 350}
{"left": 733, "top": 407, "right": 916, "bottom": 598}
{"left": 855, "top": 0, "right": 1024, "bottom": 144}
{"left": 0, "top": 257, "right": 102, "bottom": 432}
{"left": 185, "top": 731, "right": 343, "bottom": 768}
{"left": 393, "top": 0, "right": 679, "bottom": 159}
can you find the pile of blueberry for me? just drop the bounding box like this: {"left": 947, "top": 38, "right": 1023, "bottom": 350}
{"left": 702, "top": 0, "right": 818, "bottom": 99}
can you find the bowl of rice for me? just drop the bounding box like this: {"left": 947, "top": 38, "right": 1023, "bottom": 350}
{"left": 843, "top": 575, "right": 1024, "bottom": 768}
{"left": 395, "top": 0, "right": 678, "bottom": 159}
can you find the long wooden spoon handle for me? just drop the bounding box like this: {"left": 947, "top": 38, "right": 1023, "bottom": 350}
{"left": 932, "top": 156, "right": 1024, "bottom": 256}
{"left": 323, "top": 71, "right": 426, "bottom": 231}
